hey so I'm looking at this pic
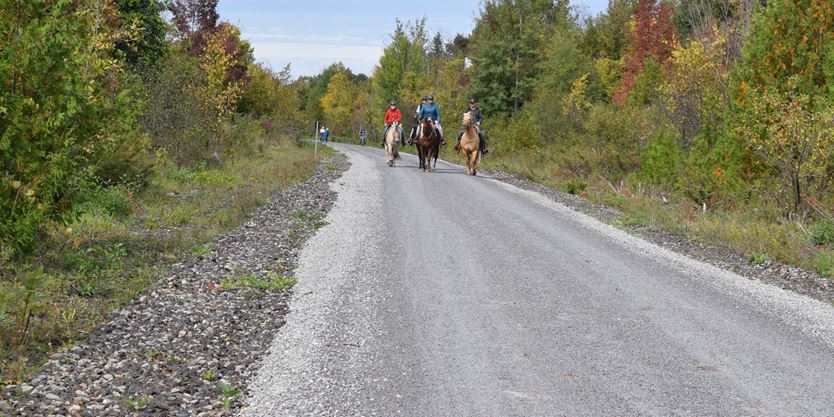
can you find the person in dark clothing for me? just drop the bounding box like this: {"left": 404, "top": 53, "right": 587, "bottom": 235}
{"left": 455, "top": 99, "right": 488, "bottom": 154}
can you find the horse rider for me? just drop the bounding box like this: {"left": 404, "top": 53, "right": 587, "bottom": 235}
{"left": 455, "top": 98, "right": 488, "bottom": 154}
{"left": 417, "top": 94, "right": 443, "bottom": 144}
{"left": 381, "top": 100, "right": 403, "bottom": 147}
{"left": 408, "top": 96, "right": 428, "bottom": 144}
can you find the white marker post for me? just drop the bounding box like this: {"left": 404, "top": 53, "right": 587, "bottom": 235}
{"left": 314, "top": 121, "right": 319, "bottom": 159}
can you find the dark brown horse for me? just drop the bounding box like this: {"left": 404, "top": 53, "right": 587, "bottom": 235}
{"left": 414, "top": 119, "right": 441, "bottom": 172}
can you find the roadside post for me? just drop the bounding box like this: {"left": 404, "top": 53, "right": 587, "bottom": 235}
{"left": 314, "top": 121, "right": 319, "bottom": 159}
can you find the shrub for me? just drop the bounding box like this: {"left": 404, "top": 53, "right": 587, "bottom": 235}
{"left": 0, "top": 1, "right": 137, "bottom": 256}
{"left": 640, "top": 130, "right": 682, "bottom": 190}
{"left": 811, "top": 220, "right": 834, "bottom": 246}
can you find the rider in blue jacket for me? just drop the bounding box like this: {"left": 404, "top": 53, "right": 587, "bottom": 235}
{"left": 416, "top": 95, "right": 443, "bottom": 144}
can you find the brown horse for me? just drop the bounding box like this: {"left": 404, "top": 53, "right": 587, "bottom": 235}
{"left": 459, "top": 112, "right": 480, "bottom": 175}
{"left": 414, "top": 119, "right": 441, "bottom": 172}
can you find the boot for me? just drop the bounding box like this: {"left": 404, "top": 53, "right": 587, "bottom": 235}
{"left": 479, "top": 133, "right": 489, "bottom": 154}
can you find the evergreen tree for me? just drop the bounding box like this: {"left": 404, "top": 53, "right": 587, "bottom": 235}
{"left": 468, "top": 0, "right": 572, "bottom": 115}
{"left": 115, "top": 0, "right": 168, "bottom": 70}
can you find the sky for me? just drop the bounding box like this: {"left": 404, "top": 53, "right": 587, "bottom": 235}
{"left": 217, "top": 1, "right": 609, "bottom": 79}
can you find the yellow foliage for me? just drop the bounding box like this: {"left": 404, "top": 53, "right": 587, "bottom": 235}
{"left": 321, "top": 71, "right": 361, "bottom": 134}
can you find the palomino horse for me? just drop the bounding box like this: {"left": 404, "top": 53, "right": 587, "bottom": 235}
{"left": 459, "top": 112, "right": 481, "bottom": 175}
{"left": 414, "top": 119, "right": 441, "bottom": 172}
{"left": 384, "top": 122, "right": 401, "bottom": 167}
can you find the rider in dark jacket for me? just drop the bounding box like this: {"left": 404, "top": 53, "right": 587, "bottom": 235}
{"left": 455, "top": 99, "right": 488, "bottom": 154}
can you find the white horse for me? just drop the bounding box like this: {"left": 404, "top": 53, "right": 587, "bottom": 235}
{"left": 385, "top": 121, "right": 402, "bottom": 167}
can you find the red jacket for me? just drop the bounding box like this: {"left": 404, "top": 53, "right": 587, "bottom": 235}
{"left": 384, "top": 108, "right": 402, "bottom": 124}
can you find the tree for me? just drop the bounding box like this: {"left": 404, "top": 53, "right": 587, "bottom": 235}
{"left": 321, "top": 71, "right": 361, "bottom": 135}
{"left": 0, "top": 0, "right": 137, "bottom": 255}
{"left": 169, "top": 0, "right": 220, "bottom": 55}
{"left": 736, "top": 83, "right": 834, "bottom": 216}
{"left": 614, "top": 0, "right": 678, "bottom": 103}
{"left": 373, "top": 19, "right": 428, "bottom": 110}
{"left": 740, "top": 0, "right": 834, "bottom": 97}
{"left": 580, "top": 0, "right": 638, "bottom": 60}
{"left": 200, "top": 23, "right": 252, "bottom": 121}
{"left": 468, "top": 0, "right": 572, "bottom": 115}
{"left": 114, "top": 0, "right": 168, "bottom": 70}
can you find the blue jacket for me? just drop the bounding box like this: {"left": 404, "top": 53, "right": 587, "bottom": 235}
{"left": 418, "top": 102, "right": 440, "bottom": 123}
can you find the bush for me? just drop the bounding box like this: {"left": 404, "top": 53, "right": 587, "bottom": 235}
{"left": 640, "top": 130, "right": 682, "bottom": 189}
{"left": 72, "top": 185, "right": 135, "bottom": 220}
{"left": 815, "top": 250, "right": 834, "bottom": 278}
{"left": 811, "top": 220, "right": 834, "bottom": 246}
{"left": 0, "top": 2, "right": 138, "bottom": 257}
{"left": 94, "top": 131, "right": 155, "bottom": 188}
{"left": 140, "top": 51, "right": 215, "bottom": 165}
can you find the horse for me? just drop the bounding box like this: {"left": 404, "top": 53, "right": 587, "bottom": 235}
{"left": 414, "top": 119, "right": 441, "bottom": 172}
{"left": 384, "top": 122, "right": 401, "bottom": 167}
{"left": 459, "top": 112, "right": 481, "bottom": 175}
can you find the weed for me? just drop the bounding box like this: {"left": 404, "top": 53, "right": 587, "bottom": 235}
{"left": 218, "top": 382, "right": 239, "bottom": 409}
{"left": 565, "top": 179, "right": 587, "bottom": 195}
{"left": 202, "top": 369, "right": 215, "bottom": 381}
{"left": 748, "top": 252, "right": 769, "bottom": 265}
{"left": 192, "top": 244, "right": 211, "bottom": 257}
{"left": 313, "top": 220, "right": 329, "bottom": 229}
{"left": 123, "top": 396, "right": 149, "bottom": 411}
{"left": 146, "top": 351, "right": 164, "bottom": 360}
{"left": 0, "top": 267, "right": 53, "bottom": 348}
{"left": 291, "top": 210, "right": 314, "bottom": 221}
{"left": 811, "top": 220, "right": 834, "bottom": 245}
{"left": 815, "top": 251, "right": 834, "bottom": 278}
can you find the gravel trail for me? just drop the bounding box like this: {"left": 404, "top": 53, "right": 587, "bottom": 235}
{"left": 244, "top": 143, "right": 834, "bottom": 417}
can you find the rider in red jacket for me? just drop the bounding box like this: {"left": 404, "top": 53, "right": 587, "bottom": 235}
{"left": 382, "top": 100, "right": 403, "bottom": 147}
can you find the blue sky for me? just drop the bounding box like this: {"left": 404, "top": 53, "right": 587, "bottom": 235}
{"left": 217, "top": 1, "right": 609, "bottom": 79}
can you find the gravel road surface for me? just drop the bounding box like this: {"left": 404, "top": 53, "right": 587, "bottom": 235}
{"left": 243, "top": 143, "right": 834, "bottom": 417}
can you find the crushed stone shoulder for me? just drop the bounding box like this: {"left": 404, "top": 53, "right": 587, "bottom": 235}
{"left": 1, "top": 153, "right": 349, "bottom": 417}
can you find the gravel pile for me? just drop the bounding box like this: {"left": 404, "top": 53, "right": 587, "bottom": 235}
{"left": 487, "top": 169, "right": 834, "bottom": 306}
{"left": 1, "top": 154, "right": 348, "bottom": 417}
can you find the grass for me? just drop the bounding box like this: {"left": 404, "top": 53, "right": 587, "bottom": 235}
{"left": 220, "top": 271, "right": 296, "bottom": 296}
{"left": 0, "top": 137, "right": 326, "bottom": 385}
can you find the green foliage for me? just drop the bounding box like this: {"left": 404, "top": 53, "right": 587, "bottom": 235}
{"left": 123, "top": 396, "right": 149, "bottom": 411}
{"left": 735, "top": 84, "right": 834, "bottom": 216}
{"left": 815, "top": 250, "right": 834, "bottom": 279}
{"left": 321, "top": 71, "right": 364, "bottom": 135}
{"left": 220, "top": 272, "right": 296, "bottom": 295}
{"left": 491, "top": 112, "right": 542, "bottom": 153}
{"left": 641, "top": 130, "right": 682, "bottom": 189}
{"left": 374, "top": 19, "right": 428, "bottom": 109}
{"left": 218, "top": 382, "right": 239, "bottom": 408}
{"left": 748, "top": 252, "right": 769, "bottom": 265}
{"left": 0, "top": 267, "right": 53, "bottom": 348}
{"left": 0, "top": 0, "right": 139, "bottom": 257}
{"left": 811, "top": 220, "right": 834, "bottom": 246}
{"left": 140, "top": 50, "right": 215, "bottom": 165}
{"left": 741, "top": 0, "right": 834, "bottom": 97}
{"left": 114, "top": 0, "right": 168, "bottom": 70}
{"left": 580, "top": 0, "right": 637, "bottom": 60}
{"left": 565, "top": 179, "right": 587, "bottom": 195}
{"left": 469, "top": 0, "right": 572, "bottom": 115}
